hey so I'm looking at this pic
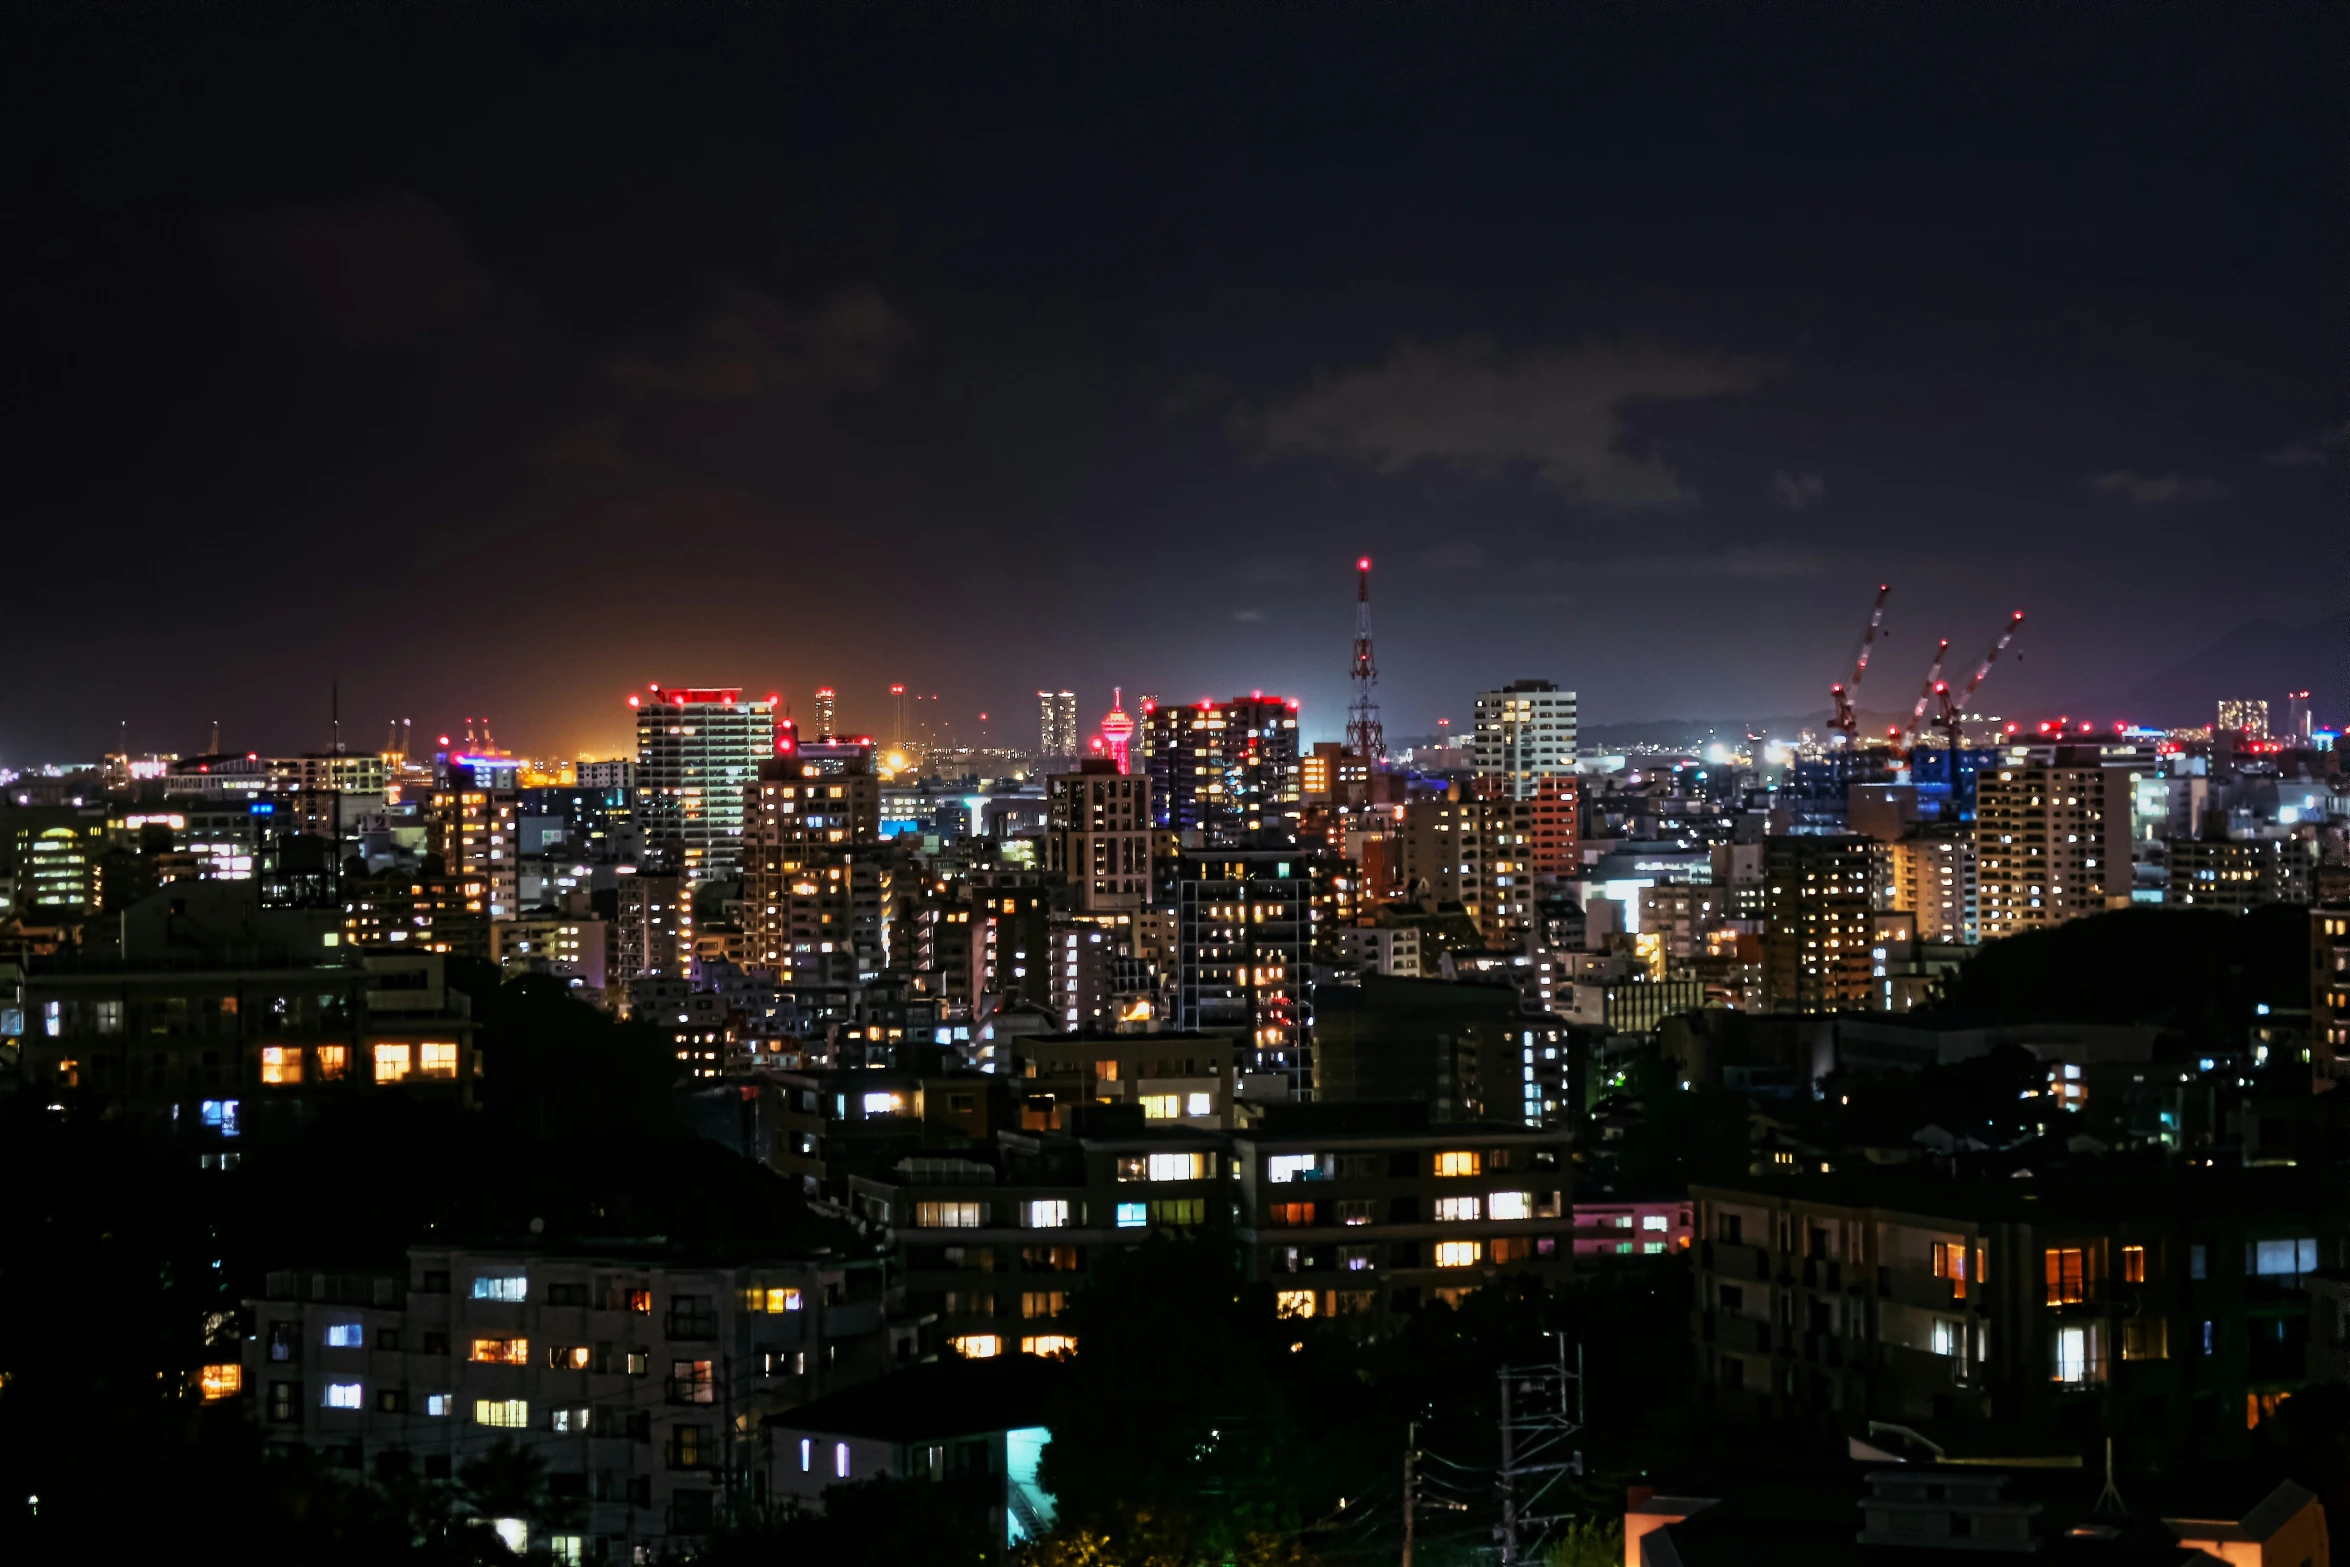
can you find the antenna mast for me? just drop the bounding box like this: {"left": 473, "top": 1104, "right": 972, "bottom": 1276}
{"left": 1347, "top": 556, "right": 1385, "bottom": 763}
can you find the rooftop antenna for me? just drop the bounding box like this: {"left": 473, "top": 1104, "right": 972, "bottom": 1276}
{"left": 2092, "top": 1436, "right": 2126, "bottom": 1516}
{"left": 332, "top": 677, "right": 342, "bottom": 756}
{"left": 209, "top": 717, "right": 222, "bottom": 755}
{"left": 1347, "top": 556, "right": 1385, "bottom": 763}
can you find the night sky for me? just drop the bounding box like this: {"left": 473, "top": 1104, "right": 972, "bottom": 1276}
{"left": 6, "top": 5, "right": 2340, "bottom": 764}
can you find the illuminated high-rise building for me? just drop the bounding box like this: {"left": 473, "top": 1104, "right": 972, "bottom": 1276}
{"left": 632, "top": 685, "right": 777, "bottom": 886}
{"left": 2216, "top": 698, "right": 2269, "bottom": 740}
{"left": 1142, "top": 694, "right": 1303, "bottom": 846}
{"left": 1047, "top": 759, "right": 1152, "bottom": 913}
{"left": 1473, "top": 681, "right": 1578, "bottom": 798}
{"left": 813, "top": 687, "right": 838, "bottom": 739}
{"left": 1974, "top": 753, "right": 2130, "bottom": 940}
{"left": 1037, "top": 690, "right": 1078, "bottom": 758}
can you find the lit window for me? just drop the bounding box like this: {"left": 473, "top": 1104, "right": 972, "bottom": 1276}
{"left": 315, "top": 1044, "right": 348, "bottom": 1080}
{"left": 2043, "top": 1248, "right": 2087, "bottom": 1306}
{"left": 1489, "top": 1191, "right": 1532, "bottom": 1221}
{"left": 325, "top": 1382, "right": 363, "bottom": 1409}
{"left": 1186, "top": 1092, "right": 1212, "bottom": 1117}
{"left": 373, "top": 1043, "right": 413, "bottom": 1082}
{"left": 260, "top": 1046, "right": 302, "bottom": 1085}
{"left": 1930, "top": 1320, "right": 1960, "bottom": 1358}
{"left": 1267, "top": 1154, "right": 1319, "bottom": 1183}
{"left": 426, "top": 1394, "right": 454, "bottom": 1417}
{"left": 419, "top": 1042, "right": 459, "bottom": 1078}
{"left": 1026, "top": 1200, "right": 1070, "bottom": 1229}
{"left": 1435, "top": 1241, "right": 1484, "bottom": 1268}
{"left": 916, "top": 1202, "right": 983, "bottom": 1228}
{"left": 475, "top": 1398, "right": 530, "bottom": 1428}
{"left": 1434, "top": 1151, "right": 1483, "bottom": 1178}
{"left": 1140, "top": 1094, "right": 1180, "bottom": 1120}
{"left": 1932, "top": 1242, "right": 1968, "bottom": 1299}
{"left": 325, "top": 1323, "right": 364, "bottom": 1348}
{"left": 472, "top": 1276, "right": 527, "bottom": 1302}
{"left": 471, "top": 1338, "right": 529, "bottom": 1365}
{"left": 1148, "top": 1152, "right": 1208, "bottom": 1183}
{"left": 200, "top": 1364, "right": 242, "bottom": 1401}
{"left": 950, "top": 1334, "right": 1001, "bottom": 1359}
{"left": 1640, "top": 1214, "right": 1669, "bottom": 1232}
{"left": 862, "top": 1091, "right": 901, "bottom": 1116}
{"left": 549, "top": 1344, "right": 591, "bottom": 1370}
{"left": 1115, "top": 1202, "right": 1147, "bottom": 1228}
{"left": 1021, "top": 1336, "right": 1076, "bottom": 1357}
{"left": 550, "top": 1407, "right": 591, "bottom": 1433}
{"left": 1434, "top": 1197, "right": 1481, "bottom": 1222}
{"left": 1275, "top": 1289, "right": 1318, "bottom": 1319}
{"left": 762, "top": 1288, "right": 803, "bottom": 1313}
{"left": 2122, "top": 1245, "right": 2145, "bottom": 1284}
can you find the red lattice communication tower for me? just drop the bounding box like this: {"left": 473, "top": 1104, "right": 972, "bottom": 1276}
{"left": 1347, "top": 556, "right": 1385, "bottom": 763}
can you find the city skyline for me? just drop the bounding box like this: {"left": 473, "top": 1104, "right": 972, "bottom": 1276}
{"left": 4, "top": 8, "right": 2339, "bottom": 763}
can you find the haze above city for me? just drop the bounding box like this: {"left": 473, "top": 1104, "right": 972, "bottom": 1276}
{"left": 5, "top": 7, "right": 2338, "bottom": 764}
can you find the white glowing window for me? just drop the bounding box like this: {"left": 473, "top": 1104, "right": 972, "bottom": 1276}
{"left": 471, "top": 1276, "right": 527, "bottom": 1301}
{"left": 1186, "top": 1092, "right": 1213, "bottom": 1117}
{"left": 324, "top": 1382, "right": 363, "bottom": 1409}
{"left": 1641, "top": 1214, "right": 1669, "bottom": 1231}
{"left": 835, "top": 1441, "right": 851, "bottom": 1478}
{"left": 1026, "top": 1200, "right": 1070, "bottom": 1229}
{"left": 1488, "top": 1191, "right": 1532, "bottom": 1221}
{"left": 862, "top": 1091, "right": 901, "bottom": 1116}
{"left": 1148, "top": 1152, "right": 1208, "bottom": 1183}
{"left": 1268, "top": 1154, "right": 1318, "bottom": 1183}
{"left": 325, "top": 1323, "right": 364, "bottom": 1347}
{"left": 1434, "top": 1197, "right": 1482, "bottom": 1222}
{"left": 1140, "top": 1094, "right": 1180, "bottom": 1120}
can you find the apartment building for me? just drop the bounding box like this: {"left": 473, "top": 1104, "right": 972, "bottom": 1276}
{"left": 1016, "top": 1028, "right": 1246, "bottom": 1131}
{"left": 18, "top": 949, "right": 477, "bottom": 1136}
{"left": 1688, "top": 1171, "right": 2350, "bottom": 1459}
{"left": 849, "top": 1111, "right": 1229, "bottom": 1359}
{"left": 1974, "top": 752, "right": 2131, "bottom": 941}
{"left": 238, "top": 1245, "right": 894, "bottom": 1559}
{"left": 1761, "top": 834, "right": 1886, "bottom": 1014}
{"left": 1231, "top": 1104, "right": 1573, "bottom": 1323}
{"left": 1889, "top": 822, "right": 1978, "bottom": 945}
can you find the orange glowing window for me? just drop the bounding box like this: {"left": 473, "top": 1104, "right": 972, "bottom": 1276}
{"left": 2122, "top": 1244, "right": 2145, "bottom": 1283}
{"left": 200, "top": 1363, "right": 242, "bottom": 1400}
{"left": 259, "top": 1046, "right": 302, "bottom": 1086}
{"left": 1433, "top": 1151, "right": 1483, "bottom": 1178}
{"left": 374, "top": 1043, "right": 412, "bottom": 1082}
{"left": 1932, "top": 1241, "right": 1967, "bottom": 1299}
{"left": 418, "top": 1041, "right": 458, "bottom": 1078}
{"left": 315, "top": 1044, "right": 348, "bottom": 1081}
{"left": 2043, "top": 1248, "right": 2087, "bottom": 1306}
{"left": 470, "top": 1337, "right": 529, "bottom": 1365}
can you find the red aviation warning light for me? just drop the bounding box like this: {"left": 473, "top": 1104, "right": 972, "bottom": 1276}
{"left": 627, "top": 695, "right": 641, "bottom": 708}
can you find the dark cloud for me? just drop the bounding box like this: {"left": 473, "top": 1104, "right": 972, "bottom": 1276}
{"left": 2259, "top": 419, "right": 2349, "bottom": 467}
{"left": 210, "top": 191, "right": 492, "bottom": 347}
{"left": 2084, "top": 469, "right": 2232, "bottom": 505}
{"left": 1598, "top": 544, "right": 1834, "bottom": 580}
{"left": 1769, "top": 470, "right": 1825, "bottom": 510}
{"left": 1239, "top": 338, "right": 1777, "bottom": 508}
{"left": 603, "top": 285, "right": 915, "bottom": 401}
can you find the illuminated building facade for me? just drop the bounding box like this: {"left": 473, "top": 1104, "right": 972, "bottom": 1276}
{"left": 2316, "top": 906, "right": 2350, "bottom": 1089}
{"left": 615, "top": 872, "right": 689, "bottom": 982}
{"left": 1473, "top": 681, "right": 1578, "bottom": 799}
{"left": 1761, "top": 834, "right": 1886, "bottom": 1014}
{"left": 2166, "top": 836, "right": 2309, "bottom": 914}
{"left": 2217, "top": 698, "right": 2271, "bottom": 740}
{"left": 633, "top": 686, "right": 776, "bottom": 886}
{"left": 1176, "top": 850, "right": 1312, "bottom": 1085}
{"left": 1142, "top": 695, "right": 1302, "bottom": 847}
{"left": 1889, "top": 823, "right": 1978, "bottom": 945}
{"left": 426, "top": 762, "right": 518, "bottom": 921}
{"left": 1045, "top": 761, "right": 1151, "bottom": 914}
{"left": 1037, "top": 690, "right": 1077, "bottom": 758}
{"left": 1974, "top": 755, "right": 2130, "bottom": 941}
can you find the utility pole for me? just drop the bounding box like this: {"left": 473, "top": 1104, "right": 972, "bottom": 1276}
{"left": 1401, "top": 1419, "right": 1416, "bottom": 1567}
{"left": 1496, "top": 1337, "right": 1586, "bottom": 1565}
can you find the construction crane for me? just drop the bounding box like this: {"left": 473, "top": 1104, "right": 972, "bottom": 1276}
{"left": 1828, "top": 583, "right": 1891, "bottom": 744}
{"left": 1902, "top": 639, "right": 1950, "bottom": 750}
{"left": 1931, "top": 612, "right": 2025, "bottom": 748}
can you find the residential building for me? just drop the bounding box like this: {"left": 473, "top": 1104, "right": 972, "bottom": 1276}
{"left": 2315, "top": 905, "right": 2350, "bottom": 1089}
{"left": 1036, "top": 690, "right": 1077, "bottom": 759}
{"left": 1141, "top": 695, "right": 1302, "bottom": 846}
{"left": 1472, "top": 681, "right": 1578, "bottom": 798}
{"left": 1017, "top": 1030, "right": 1245, "bottom": 1131}
{"left": 1312, "top": 975, "right": 1570, "bottom": 1126}
{"left": 1329, "top": 925, "right": 1421, "bottom": 978}
{"left": 849, "top": 1110, "right": 1229, "bottom": 1358}
{"left": 20, "top": 949, "right": 477, "bottom": 1134}
{"left": 1572, "top": 1197, "right": 1695, "bottom": 1260}
{"left": 1761, "top": 835, "right": 1886, "bottom": 1014}
{"left": 426, "top": 764, "right": 519, "bottom": 921}
{"left": 492, "top": 909, "right": 611, "bottom": 996}
{"left": 1974, "top": 753, "right": 2131, "bottom": 941}
{"left": 634, "top": 687, "right": 777, "bottom": 886}
{"left": 1889, "top": 823, "right": 1978, "bottom": 945}
{"left": 1230, "top": 1103, "right": 1573, "bottom": 1324}
{"left": 1045, "top": 761, "right": 1151, "bottom": 914}
{"left": 239, "top": 1244, "right": 892, "bottom": 1559}
{"left": 615, "top": 873, "right": 689, "bottom": 983}
{"left": 1175, "top": 850, "right": 1313, "bottom": 1085}
{"left": 2166, "top": 836, "right": 2310, "bottom": 914}
{"left": 344, "top": 867, "right": 492, "bottom": 960}
{"left": 1688, "top": 1170, "right": 2350, "bottom": 1457}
